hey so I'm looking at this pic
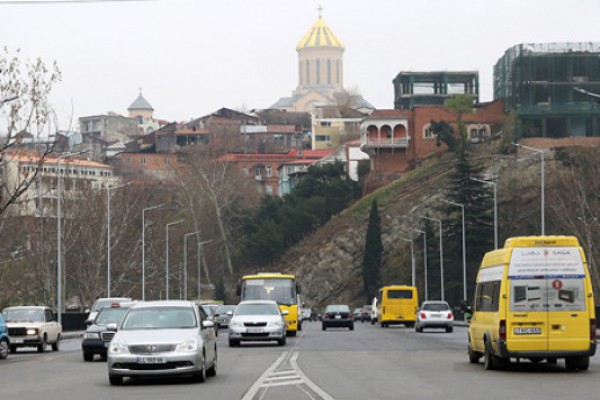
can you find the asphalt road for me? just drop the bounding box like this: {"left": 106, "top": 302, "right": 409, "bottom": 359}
{"left": 2, "top": 321, "right": 599, "bottom": 400}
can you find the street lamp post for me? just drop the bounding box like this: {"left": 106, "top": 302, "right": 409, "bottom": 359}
{"left": 142, "top": 204, "right": 165, "bottom": 301}
{"left": 165, "top": 219, "right": 184, "bottom": 300}
{"left": 196, "top": 239, "right": 213, "bottom": 300}
{"left": 444, "top": 200, "right": 467, "bottom": 302}
{"left": 183, "top": 230, "right": 202, "bottom": 300}
{"left": 511, "top": 142, "right": 546, "bottom": 235}
{"left": 399, "top": 237, "right": 416, "bottom": 286}
{"left": 411, "top": 227, "right": 427, "bottom": 301}
{"left": 420, "top": 216, "right": 444, "bottom": 301}
{"left": 471, "top": 178, "right": 498, "bottom": 249}
{"left": 55, "top": 150, "right": 88, "bottom": 325}
{"left": 106, "top": 183, "right": 130, "bottom": 297}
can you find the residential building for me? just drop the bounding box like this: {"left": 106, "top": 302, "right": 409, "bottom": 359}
{"left": 393, "top": 71, "right": 479, "bottom": 110}
{"left": 494, "top": 42, "right": 600, "bottom": 137}
{"left": 1, "top": 150, "right": 119, "bottom": 217}
{"left": 312, "top": 105, "right": 366, "bottom": 150}
{"left": 111, "top": 152, "right": 178, "bottom": 186}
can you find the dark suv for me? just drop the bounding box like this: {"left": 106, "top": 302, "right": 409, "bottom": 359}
{"left": 0, "top": 313, "right": 9, "bottom": 360}
{"left": 81, "top": 302, "right": 133, "bottom": 361}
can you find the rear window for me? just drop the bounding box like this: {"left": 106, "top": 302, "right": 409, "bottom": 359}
{"left": 326, "top": 305, "right": 350, "bottom": 313}
{"left": 387, "top": 290, "right": 413, "bottom": 299}
{"left": 422, "top": 303, "right": 449, "bottom": 311}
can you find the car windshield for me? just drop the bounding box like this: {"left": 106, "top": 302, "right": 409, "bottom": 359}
{"left": 94, "top": 307, "right": 130, "bottom": 326}
{"left": 202, "top": 305, "right": 218, "bottom": 316}
{"left": 121, "top": 307, "right": 197, "bottom": 330}
{"left": 92, "top": 298, "right": 128, "bottom": 312}
{"left": 326, "top": 305, "right": 350, "bottom": 313}
{"left": 353, "top": 308, "right": 362, "bottom": 313}
{"left": 2, "top": 309, "right": 45, "bottom": 323}
{"left": 235, "top": 303, "right": 280, "bottom": 316}
{"left": 241, "top": 278, "right": 296, "bottom": 306}
{"left": 215, "top": 305, "right": 236, "bottom": 314}
{"left": 422, "top": 303, "right": 450, "bottom": 311}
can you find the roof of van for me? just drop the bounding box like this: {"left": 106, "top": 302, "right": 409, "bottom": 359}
{"left": 504, "top": 235, "right": 580, "bottom": 248}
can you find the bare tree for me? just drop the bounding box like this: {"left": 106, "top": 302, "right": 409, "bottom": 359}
{"left": 0, "top": 48, "right": 61, "bottom": 215}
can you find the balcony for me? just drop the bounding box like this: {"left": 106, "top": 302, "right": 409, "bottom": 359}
{"left": 361, "top": 136, "right": 410, "bottom": 149}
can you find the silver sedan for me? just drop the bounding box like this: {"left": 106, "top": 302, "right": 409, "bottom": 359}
{"left": 107, "top": 300, "right": 217, "bottom": 385}
{"left": 228, "top": 300, "right": 287, "bottom": 347}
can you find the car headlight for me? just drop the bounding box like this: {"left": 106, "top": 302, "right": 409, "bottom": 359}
{"left": 230, "top": 320, "right": 242, "bottom": 328}
{"left": 108, "top": 340, "right": 129, "bottom": 355}
{"left": 175, "top": 337, "right": 198, "bottom": 352}
{"left": 84, "top": 332, "right": 101, "bottom": 340}
{"left": 269, "top": 320, "right": 282, "bottom": 327}
{"left": 27, "top": 328, "right": 38, "bottom": 335}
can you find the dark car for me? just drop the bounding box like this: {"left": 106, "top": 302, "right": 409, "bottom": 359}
{"left": 352, "top": 308, "right": 362, "bottom": 321}
{"left": 0, "top": 313, "right": 9, "bottom": 360}
{"left": 214, "top": 305, "right": 236, "bottom": 329}
{"left": 81, "top": 302, "right": 133, "bottom": 361}
{"left": 322, "top": 305, "right": 354, "bottom": 331}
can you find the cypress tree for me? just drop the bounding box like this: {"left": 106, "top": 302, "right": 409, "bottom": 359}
{"left": 362, "top": 199, "right": 383, "bottom": 304}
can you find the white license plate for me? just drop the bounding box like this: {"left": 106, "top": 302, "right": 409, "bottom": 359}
{"left": 11, "top": 339, "right": 24, "bottom": 343}
{"left": 430, "top": 313, "right": 441, "bottom": 318}
{"left": 514, "top": 327, "right": 541, "bottom": 335}
{"left": 247, "top": 328, "right": 263, "bottom": 333}
{"left": 335, "top": 315, "right": 341, "bottom": 319}
{"left": 137, "top": 357, "right": 166, "bottom": 364}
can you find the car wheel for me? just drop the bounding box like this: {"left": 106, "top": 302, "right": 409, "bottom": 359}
{"left": 446, "top": 326, "right": 454, "bottom": 333}
{"left": 52, "top": 334, "right": 61, "bottom": 351}
{"left": 37, "top": 335, "right": 47, "bottom": 353}
{"left": 565, "top": 357, "right": 578, "bottom": 371}
{"left": 577, "top": 356, "right": 590, "bottom": 371}
{"left": 229, "top": 338, "right": 240, "bottom": 347}
{"left": 206, "top": 348, "right": 217, "bottom": 377}
{"left": 83, "top": 351, "right": 94, "bottom": 362}
{"left": 349, "top": 324, "right": 354, "bottom": 331}
{"left": 194, "top": 356, "right": 206, "bottom": 383}
{"left": 322, "top": 325, "right": 326, "bottom": 331}
{"left": 277, "top": 337, "right": 287, "bottom": 346}
{"left": 100, "top": 353, "right": 107, "bottom": 361}
{"left": 483, "top": 339, "right": 503, "bottom": 370}
{"left": 467, "top": 340, "right": 481, "bottom": 364}
{"left": 9, "top": 345, "right": 17, "bottom": 353}
{"left": 0, "top": 339, "right": 8, "bottom": 360}
{"left": 109, "top": 375, "right": 123, "bottom": 385}
{"left": 287, "top": 330, "right": 297, "bottom": 337}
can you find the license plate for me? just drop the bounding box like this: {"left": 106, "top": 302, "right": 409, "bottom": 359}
{"left": 12, "top": 339, "right": 24, "bottom": 343}
{"left": 137, "top": 357, "right": 166, "bottom": 364}
{"left": 335, "top": 315, "right": 341, "bottom": 319}
{"left": 247, "top": 328, "right": 263, "bottom": 333}
{"left": 430, "top": 313, "right": 441, "bottom": 318}
{"left": 514, "top": 327, "right": 541, "bottom": 335}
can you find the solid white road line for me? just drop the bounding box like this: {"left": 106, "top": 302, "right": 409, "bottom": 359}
{"left": 241, "top": 351, "right": 289, "bottom": 400}
{"left": 290, "top": 351, "right": 335, "bottom": 400}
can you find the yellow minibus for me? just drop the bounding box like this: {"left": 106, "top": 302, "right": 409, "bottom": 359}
{"left": 468, "top": 236, "right": 596, "bottom": 371}
{"left": 376, "top": 285, "right": 418, "bottom": 327}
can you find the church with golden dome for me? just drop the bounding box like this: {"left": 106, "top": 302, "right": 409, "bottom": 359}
{"left": 271, "top": 11, "right": 372, "bottom": 113}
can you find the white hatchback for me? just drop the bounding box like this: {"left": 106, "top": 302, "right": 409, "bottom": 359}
{"left": 415, "top": 301, "right": 454, "bottom": 333}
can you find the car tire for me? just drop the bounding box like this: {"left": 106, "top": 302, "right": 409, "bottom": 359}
{"left": 277, "top": 337, "right": 287, "bottom": 346}
{"left": 565, "top": 357, "right": 578, "bottom": 371}
{"left": 322, "top": 325, "right": 326, "bottom": 331}
{"left": 483, "top": 339, "right": 503, "bottom": 370}
{"left": 576, "top": 356, "right": 590, "bottom": 371}
{"left": 83, "top": 351, "right": 94, "bottom": 362}
{"left": 287, "top": 330, "right": 297, "bottom": 337}
{"left": 9, "top": 345, "right": 17, "bottom": 353}
{"left": 468, "top": 340, "right": 481, "bottom": 364}
{"left": 228, "top": 339, "right": 240, "bottom": 347}
{"left": 100, "top": 353, "right": 107, "bottom": 361}
{"left": 109, "top": 375, "right": 123, "bottom": 385}
{"left": 37, "top": 335, "right": 47, "bottom": 353}
{"left": 52, "top": 335, "right": 61, "bottom": 351}
{"left": 194, "top": 356, "right": 206, "bottom": 383}
{"left": 206, "top": 348, "right": 217, "bottom": 377}
{"left": 0, "top": 339, "right": 8, "bottom": 360}
{"left": 446, "top": 326, "right": 454, "bottom": 333}
{"left": 349, "top": 324, "right": 354, "bottom": 331}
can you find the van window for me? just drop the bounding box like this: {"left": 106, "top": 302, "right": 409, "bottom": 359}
{"left": 387, "top": 289, "right": 413, "bottom": 299}
{"left": 510, "top": 279, "right": 586, "bottom": 312}
{"left": 475, "top": 281, "right": 500, "bottom": 312}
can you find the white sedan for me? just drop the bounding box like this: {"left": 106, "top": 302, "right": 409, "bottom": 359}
{"left": 415, "top": 301, "right": 454, "bottom": 333}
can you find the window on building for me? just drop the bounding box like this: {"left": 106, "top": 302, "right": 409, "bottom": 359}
{"left": 306, "top": 60, "right": 310, "bottom": 84}
{"left": 315, "top": 135, "right": 332, "bottom": 142}
{"left": 265, "top": 185, "right": 273, "bottom": 195}
{"left": 336, "top": 60, "right": 340, "bottom": 84}
{"left": 423, "top": 124, "right": 435, "bottom": 139}
{"left": 165, "top": 158, "right": 171, "bottom": 166}
{"left": 266, "top": 166, "right": 273, "bottom": 177}
{"left": 255, "top": 167, "right": 262, "bottom": 177}
{"left": 141, "top": 157, "right": 147, "bottom": 165}
{"left": 327, "top": 59, "right": 332, "bottom": 85}
{"left": 316, "top": 59, "right": 321, "bottom": 84}
{"left": 320, "top": 121, "right": 331, "bottom": 127}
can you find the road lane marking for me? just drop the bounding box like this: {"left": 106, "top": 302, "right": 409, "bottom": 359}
{"left": 241, "top": 351, "right": 289, "bottom": 400}
{"left": 290, "top": 351, "right": 335, "bottom": 400}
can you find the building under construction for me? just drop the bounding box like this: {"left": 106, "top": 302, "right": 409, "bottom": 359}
{"left": 494, "top": 42, "right": 600, "bottom": 138}
{"left": 393, "top": 71, "right": 479, "bottom": 110}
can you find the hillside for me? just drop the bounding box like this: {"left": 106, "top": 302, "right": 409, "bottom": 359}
{"left": 272, "top": 138, "right": 600, "bottom": 310}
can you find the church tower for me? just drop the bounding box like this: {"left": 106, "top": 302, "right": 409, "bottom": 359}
{"left": 294, "top": 10, "right": 345, "bottom": 97}
{"left": 128, "top": 90, "right": 154, "bottom": 121}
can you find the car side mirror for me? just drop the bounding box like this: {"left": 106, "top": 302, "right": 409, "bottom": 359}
{"left": 226, "top": 311, "right": 233, "bottom": 316}
{"left": 281, "top": 310, "right": 289, "bottom": 316}
{"left": 203, "top": 320, "right": 215, "bottom": 329}
{"left": 85, "top": 319, "right": 92, "bottom": 326}
{"left": 106, "top": 323, "right": 118, "bottom": 332}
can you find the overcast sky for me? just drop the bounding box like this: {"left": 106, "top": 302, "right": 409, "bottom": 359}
{"left": 1, "top": 0, "right": 599, "bottom": 128}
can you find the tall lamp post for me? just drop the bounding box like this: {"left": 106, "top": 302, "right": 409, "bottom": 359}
{"left": 196, "top": 239, "right": 213, "bottom": 300}
{"left": 165, "top": 219, "right": 184, "bottom": 300}
{"left": 183, "top": 230, "right": 202, "bottom": 300}
{"left": 142, "top": 204, "right": 164, "bottom": 301}
{"left": 420, "top": 215, "right": 444, "bottom": 301}
{"left": 444, "top": 200, "right": 467, "bottom": 302}
{"left": 399, "top": 237, "right": 416, "bottom": 287}
{"left": 55, "top": 150, "right": 88, "bottom": 325}
{"left": 106, "top": 182, "right": 130, "bottom": 297}
{"left": 471, "top": 178, "right": 498, "bottom": 249}
{"left": 411, "top": 227, "right": 428, "bottom": 301}
{"left": 511, "top": 142, "right": 546, "bottom": 235}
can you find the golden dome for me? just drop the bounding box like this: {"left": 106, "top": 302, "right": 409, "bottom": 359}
{"left": 296, "top": 17, "right": 344, "bottom": 50}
